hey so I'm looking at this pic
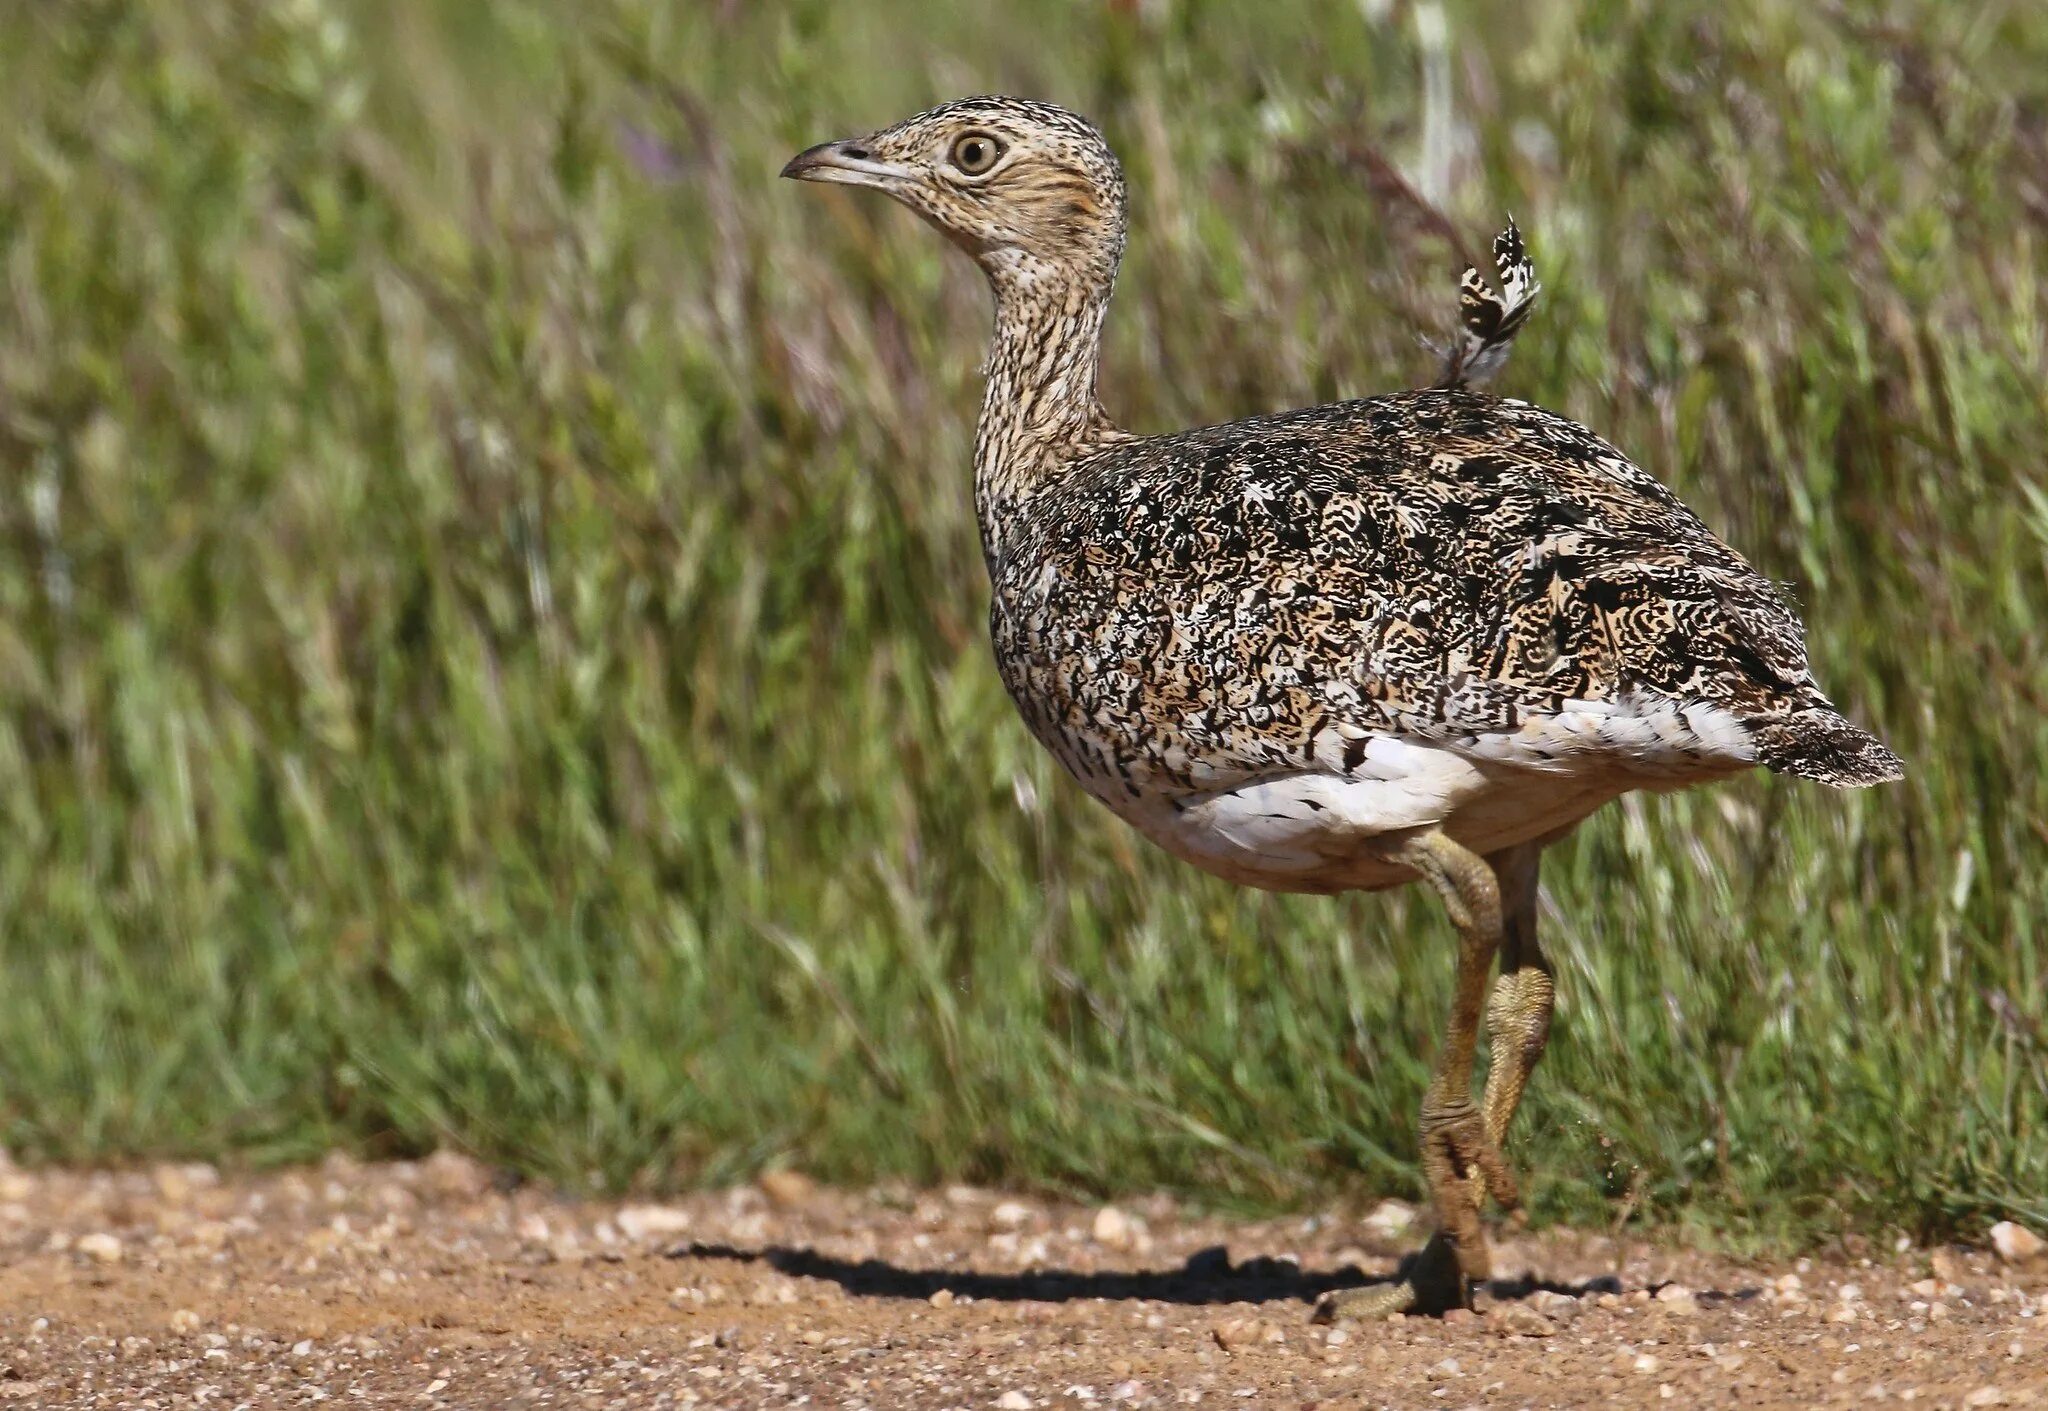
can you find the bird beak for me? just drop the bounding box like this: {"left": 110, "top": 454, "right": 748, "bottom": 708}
{"left": 780, "top": 138, "right": 911, "bottom": 190}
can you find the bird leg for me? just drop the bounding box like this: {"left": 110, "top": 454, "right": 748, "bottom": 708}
{"left": 1318, "top": 828, "right": 1518, "bottom": 1323}
{"left": 1475, "top": 840, "right": 1553, "bottom": 1199}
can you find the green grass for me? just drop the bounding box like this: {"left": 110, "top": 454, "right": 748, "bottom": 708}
{"left": 0, "top": 0, "right": 2044, "bottom": 1246}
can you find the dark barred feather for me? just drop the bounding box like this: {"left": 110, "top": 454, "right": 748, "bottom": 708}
{"left": 1436, "top": 219, "right": 1541, "bottom": 390}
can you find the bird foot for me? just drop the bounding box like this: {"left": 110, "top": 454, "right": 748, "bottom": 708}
{"left": 1313, "top": 1282, "right": 1424, "bottom": 1323}
{"left": 1313, "top": 1231, "right": 1471, "bottom": 1323}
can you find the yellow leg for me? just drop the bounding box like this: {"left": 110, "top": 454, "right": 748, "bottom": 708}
{"left": 1478, "top": 840, "right": 1554, "bottom": 1177}
{"left": 1319, "top": 829, "right": 1518, "bottom": 1322}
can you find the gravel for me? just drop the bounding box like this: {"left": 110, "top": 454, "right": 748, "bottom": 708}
{"left": 0, "top": 1157, "right": 2039, "bottom": 1407}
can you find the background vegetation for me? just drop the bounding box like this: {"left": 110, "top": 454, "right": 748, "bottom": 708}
{"left": 0, "top": 0, "right": 2043, "bottom": 1245}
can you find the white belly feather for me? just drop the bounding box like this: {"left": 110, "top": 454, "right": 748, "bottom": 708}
{"left": 1093, "top": 695, "right": 1757, "bottom": 895}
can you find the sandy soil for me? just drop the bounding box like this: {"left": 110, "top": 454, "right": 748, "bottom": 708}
{"left": 0, "top": 1152, "right": 2039, "bottom": 1409}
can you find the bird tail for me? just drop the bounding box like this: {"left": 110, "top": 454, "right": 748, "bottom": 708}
{"left": 1436, "top": 219, "right": 1541, "bottom": 390}
{"left": 1749, "top": 708, "right": 1904, "bottom": 788}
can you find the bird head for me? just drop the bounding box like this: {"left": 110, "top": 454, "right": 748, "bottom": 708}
{"left": 782, "top": 96, "right": 1127, "bottom": 292}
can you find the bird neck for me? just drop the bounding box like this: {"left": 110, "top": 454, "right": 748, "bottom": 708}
{"left": 973, "top": 252, "right": 1124, "bottom": 556}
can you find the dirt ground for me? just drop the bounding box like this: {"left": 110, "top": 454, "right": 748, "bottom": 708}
{"left": 0, "top": 1152, "right": 2040, "bottom": 1409}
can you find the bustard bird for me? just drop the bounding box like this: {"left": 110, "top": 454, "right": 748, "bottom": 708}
{"left": 784, "top": 97, "right": 1901, "bottom": 1319}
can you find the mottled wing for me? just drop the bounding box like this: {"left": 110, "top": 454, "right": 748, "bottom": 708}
{"left": 998, "top": 391, "right": 1895, "bottom": 804}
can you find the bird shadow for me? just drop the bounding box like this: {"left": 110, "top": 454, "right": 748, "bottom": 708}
{"left": 675, "top": 1241, "right": 1645, "bottom": 1309}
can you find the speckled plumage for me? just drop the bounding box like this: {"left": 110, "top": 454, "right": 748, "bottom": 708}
{"left": 989, "top": 384, "right": 1902, "bottom": 880}
{"left": 787, "top": 97, "right": 1901, "bottom": 1311}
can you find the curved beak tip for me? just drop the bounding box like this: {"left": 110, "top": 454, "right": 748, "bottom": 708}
{"left": 780, "top": 139, "right": 900, "bottom": 188}
{"left": 780, "top": 140, "right": 845, "bottom": 181}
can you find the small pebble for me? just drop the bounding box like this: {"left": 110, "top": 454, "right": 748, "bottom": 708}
{"left": 419, "top": 1150, "right": 492, "bottom": 1199}
{"left": 77, "top": 1233, "right": 123, "bottom": 1264}
{"left": 1091, "top": 1206, "right": 1133, "bottom": 1250}
{"left": 1991, "top": 1222, "right": 2046, "bottom": 1269}
{"left": 615, "top": 1205, "right": 692, "bottom": 1241}
{"left": 1361, "top": 1199, "right": 1417, "bottom": 1240}
{"left": 1487, "top": 1303, "right": 1557, "bottom": 1337}
{"left": 757, "top": 1169, "right": 817, "bottom": 1209}
{"left": 1654, "top": 1284, "right": 1699, "bottom": 1314}
{"left": 1213, "top": 1318, "right": 1268, "bottom": 1352}
{"left": 997, "top": 1393, "right": 1033, "bottom": 1410}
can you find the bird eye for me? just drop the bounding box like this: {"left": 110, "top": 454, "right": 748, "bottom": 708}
{"left": 949, "top": 132, "right": 1004, "bottom": 176}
